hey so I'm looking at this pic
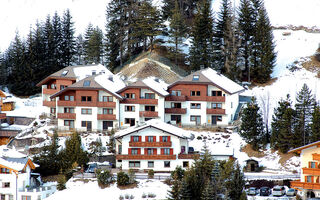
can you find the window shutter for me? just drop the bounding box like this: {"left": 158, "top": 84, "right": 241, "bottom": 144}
{"left": 161, "top": 148, "right": 164, "bottom": 155}
{"left": 138, "top": 148, "right": 141, "bottom": 155}
{"left": 309, "top": 162, "right": 311, "bottom": 168}
{"left": 145, "top": 136, "right": 148, "bottom": 142}
{"left": 129, "top": 148, "right": 132, "bottom": 155}
{"left": 153, "top": 136, "right": 156, "bottom": 142}
{"left": 139, "top": 136, "right": 142, "bottom": 142}
{"left": 144, "top": 148, "right": 148, "bottom": 155}
{"left": 305, "top": 176, "right": 307, "bottom": 182}
{"left": 168, "top": 136, "right": 171, "bottom": 142}
{"left": 131, "top": 136, "right": 134, "bottom": 142}
{"left": 170, "top": 149, "right": 173, "bottom": 155}
{"left": 153, "top": 149, "right": 157, "bottom": 155}
{"left": 160, "top": 136, "right": 163, "bottom": 142}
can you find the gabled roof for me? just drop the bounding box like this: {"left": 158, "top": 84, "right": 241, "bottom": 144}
{"left": 117, "top": 77, "right": 169, "bottom": 97}
{"left": 289, "top": 140, "right": 320, "bottom": 154}
{"left": 51, "top": 74, "right": 125, "bottom": 99}
{"left": 114, "top": 119, "right": 191, "bottom": 139}
{"left": 169, "top": 68, "right": 245, "bottom": 95}
{"left": 0, "top": 147, "right": 35, "bottom": 172}
{"left": 0, "top": 90, "right": 6, "bottom": 98}
{"left": 36, "top": 64, "right": 112, "bottom": 86}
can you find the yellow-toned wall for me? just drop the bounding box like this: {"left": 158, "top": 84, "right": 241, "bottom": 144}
{"left": 2, "top": 102, "right": 14, "bottom": 111}
{"left": 301, "top": 146, "right": 320, "bottom": 181}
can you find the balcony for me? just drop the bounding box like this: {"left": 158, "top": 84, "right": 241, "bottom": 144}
{"left": 302, "top": 167, "right": 320, "bottom": 176}
{"left": 97, "top": 102, "right": 116, "bottom": 108}
{"left": 43, "top": 88, "right": 58, "bottom": 95}
{"left": 165, "top": 95, "right": 187, "bottom": 102}
{"left": 165, "top": 108, "right": 187, "bottom": 114}
{"left": 139, "top": 111, "right": 158, "bottom": 117}
{"left": 313, "top": 153, "right": 320, "bottom": 160}
{"left": 291, "top": 181, "right": 320, "bottom": 190}
{"left": 116, "top": 154, "right": 176, "bottom": 160}
{"left": 43, "top": 101, "right": 56, "bottom": 107}
{"left": 0, "top": 113, "right": 6, "bottom": 119}
{"left": 76, "top": 102, "right": 97, "bottom": 107}
{"left": 178, "top": 153, "right": 200, "bottom": 159}
{"left": 121, "top": 98, "right": 158, "bottom": 105}
{"left": 206, "top": 108, "right": 226, "bottom": 115}
{"left": 97, "top": 114, "right": 116, "bottom": 120}
{"left": 57, "top": 113, "right": 76, "bottom": 119}
{"left": 206, "top": 96, "right": 226, "bottom": 102}
{"left": 57, "top": 101, "right": 76, "bottom": 106}
{"left": 129, "top": 141, "right": 172, "bottom": 147}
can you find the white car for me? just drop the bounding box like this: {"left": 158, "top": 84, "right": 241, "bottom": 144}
{"left": 248, "top": 187, "right": 259, "bottom": 196}
{"left": 272, "top": 186, "right": 286, "bottom": 196}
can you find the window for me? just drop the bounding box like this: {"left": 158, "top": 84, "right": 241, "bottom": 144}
{"left": 125, "top": 118, "right": 135, "bottom": 126}
{"left": 171, "top": 102, "right": 181, "bottom": 108}
{"left": 64, "top": 107, "right": 74, "bottom": 113}
{"left": 60, "top": 85, "right": 66, "bottom": 90}
{"left": 3, "top": 182, "right": 10, "bottom": 188}
{"left": 311, "top": 162, "right": 317, "bottom": 168}
{"left": 103, "top": 96, "right": 113, "bottom": 102}
{"left": 147, "top": 148, "right": 154, "bottom": 155}
{"left": 145, "top": 93, "right": 155, "bottom": 99}
{"left": 50, "top": 108, "right": 56, "bottom": 114}
{"left": 192, "top": 75, "right": 199, "bottom": 81}
{"left": 190, "top": 103, "right": 201, "bottom": 109}
{"left": 191, "top": 115, "right": 201, "bottom": 125}
{"left": 131, "top": 148, "right": 139, "bottom": 155}
{"left": 164, "top": 161, "right": 171, "bottom": 168}
{"left": 183, "top": 161, "right": 189, "bottom": 168}
{"left": 147, "top": 136, "right": 154, "bottom": 142}
{"left": 64, "top": 120, "right": 74, "bottom": 128}
{"left": 217, "top": 116, "right": 222, "bottom": 121}
{"left": 171, "top": 90, "right": 181, "bottom": 96}
{"left": 145, "top": 106, "right": 155, "bottom": 111}
{"left": 50, "top": 84, "right": 56, "bottom": 89}
{"left": 21, "top": 196, "right": 31, "bottom": 200}
{"left": 70, "top": 96, "right": 74, "bottom": 101}
{"left": 83, "top": 80, "right": 91, "bottom": 86}
{"left": 307, "top": 176, "right": 313, "bottom": 183}
{"left": 132, "top": 136, "right": 140, "bottom": 142}
{"left": 118, "top": 145, "right": 122, "bottom": 155}
{"left": 65, "top": 95, "right": 69, "bottom": 101}
{"left": 81, "top": 108, "right": 92, "bottom": 115}
{"left": 9, "top": 195, "right": 13, "bottom": 200}
{"left": 125, "top": 93, "right": 135, "bottom": 99}
{"left": 191, "top": 91, "right": 201, "bottom": 96}
{"left": 148, "top": 161, "right": 154, "bottom": 168}
{"left": 212, "top": 91, "right": 222, "bottom": 96}
{"left": 92, "top": 70, "right": 96, "bottom": 75}
{"left": 1, "top": 168, "right": 9, "bottom": 174}
{"left": 212, "top": 103, "right": 222, "bottom": 109}
{"left": 61, "top": 70, "right": 68, "bottom": 76}
{"left": 163, "top": 148, "right": 170, "bottom": 155}
{"left": 162, "top": 136, "right": 169, "bottom": 142}
{"left": 125, "top": 106, "right": 135, "bottom": 112}
{"left": 231, "top": 102, "right": 233, "bottom": 108}
{"left": 129, "top": 161, "right": 140, "bottom": 168}
{"left": 103, "top": 108, "right": 113, "bottom": 114}
{"left": 81, "top": 96, "right": 92, "bottom": 102}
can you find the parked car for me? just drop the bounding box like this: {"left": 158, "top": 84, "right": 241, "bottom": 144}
{"left": 260, "top": 187, "right": 271, "bottom": 196}
{"left": 286, "top": 188, "right": 297, "bottom": 196}
{"left": 248, "top": 187, "right": 259, "bottom": 196}
{"left": 272, "top": 186, "right": 286, "bottom": 196}
{"left": 86, "top": 163, "right": 98, "bottom": 173}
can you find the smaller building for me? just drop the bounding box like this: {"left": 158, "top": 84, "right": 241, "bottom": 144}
{"left": 115, "top": 119, "right": 199, "bottom": 171}
{"left": 0, "top": 90, "right": 6, "bottom": 121}
{"left": 244, "top": 159, "right": 259, "bottom": 172}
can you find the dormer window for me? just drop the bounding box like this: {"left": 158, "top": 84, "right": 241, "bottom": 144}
{"left": 193, "top": 75, "right": 199, "bottom": 81}
{"left": 83, "top": 80, "right": 91, "bottom": 87}
{"left": 61, "top": 70, "right": 68, "bottom": 76}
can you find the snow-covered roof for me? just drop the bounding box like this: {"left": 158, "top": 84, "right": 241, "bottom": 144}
{"left": 142, "top": 77, "right": 169, "bottom": 96}
{"left": 114, "top": 119, "right": 192, "bottom": 139}
{"left": 0, "top": 146, "right": 35, "bottom": 172}
{"left": 289, "top": 140, "right": 320, "bottom": 153}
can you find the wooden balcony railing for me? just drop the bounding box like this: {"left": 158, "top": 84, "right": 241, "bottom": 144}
{"left": 302, "top": 167, "right": 320, "bottom": 176}
{"left": 97, "top": 114, "right": 116, "bottom": 120}
{"left": 97, "top": 102, "right": 116, "bottom": 108}
{"left": 57, "top": 101, "right": 76, "bottom": 107}
{"left": 57, "top": 113, "right": 76, "bottom": 119}
{"left": 206, "top": 96, "right": 226, "bottom": 102}
{"left": 43, "top": 101, "right": 56, "bottom": 107}
{"left": 43, "top": 88, "right": 58, "bottom": 95}
{"left": 129, "top": 141, "right": 172, "bottom": 147}
{"left": 206, "top": 108, "right": 226, "bottom": 115}
{"left": 139, "top": 111, "right": 158, "bottom": 117}
{"left": 0, "top": 113, "right": 6, "bottom": 119}
{"left": 178, "top": 153, "right": 200, "bottom": 159}
{"left": 121, "top": 99, "right": 158, "bottom": 105}
{"left": 313, "top": 153, "right": 320, "bottom": 161}
{"left": 116, "top": 154, "right": 176, "bottom": 160}
{"left": 165, "top": 108, "right": 187, "bottom": 114}
{"left": 291, "top": 181, "right": 320, "bottom": 190}
{"left": 165, "top": 95, "right": 187, "bottom": 102}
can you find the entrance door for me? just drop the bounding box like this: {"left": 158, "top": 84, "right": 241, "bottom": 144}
{"left": 171, "top": 115, "right": 181, "bottom": 124}
{"left": 87, "top": 121, "right": 92, "bottom": 131}
{"left": 212, "top": 116, "right": 217, "bottom": 125}
{"left": 103, "top": 121, "right": 113, "bottom": 130}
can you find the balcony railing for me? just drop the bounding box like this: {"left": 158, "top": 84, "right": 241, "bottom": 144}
{"left": 43, "top": 101, "right": 56, "bottom": 107}
{"left": 206, "top": 108, "right": 226, "bottom": 115}
{"left": 291, "top": 181, "right": 320, "bottom": 190}
{"left": 97, "top": 102, "right": 116, "bottom": 108}
{"left": 302, "top": 167, "right": 320, "bottom": 175}
{"left": 0, "top": 113, "right": 6, "bottom": 119}
{"left": 165, "top": 95, "right": 187, "bottom": 102}
{"left": 97, "top": 114, "right": 116, "bottom": 120}
{"left": 43, "top": 88, "right": 58, "bottom": 95}
{"left": 178, "top": 153, "right": 200, "bottom": 159}
{"left": 165, "top": 108, "right": 187, "bottom": 114}
{"left": 139, "top": 111, "right": 158, "bottom": 117}
{"left": 129, "top": 141, "right": 172, "bottom": 147}
{"left": 116, "top": 154, "right": 176, "bottom": 160}
{"left": 57, "top": 101, "right": 76, "bottom": 106}
{"left": 121, "top": 99, "right": 158, "bottom": 105}
{"left": 57, "top": 113, "right": 76, "bottom": 119}
{"left": 313, "top": 153, "right": 320, "bottom": 160}
{"left": 206, "top": 96, "right": 226, "bottom": 102}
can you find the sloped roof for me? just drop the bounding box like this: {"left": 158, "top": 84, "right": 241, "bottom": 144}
{"left": 114, "top": 119, "right": 192, "bottom": 139}
{"left": 169, "top": 68, "right": 245, "bottom": 94}
{"left": 0, "top": 147, "right": 35, "bottom": 172}
{"left": 0, "top": 90, "right": 6, "bottom": 98}
{"left": 289, "top": 140, "right": 320, "bottom": 154}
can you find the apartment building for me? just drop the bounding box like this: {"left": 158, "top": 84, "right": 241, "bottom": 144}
{"left": 290, "top": 141, "right": 320, "bottom": 198}
{"left": 165, "top": 68, "right": 245, "bottom": 126}
{"left": 115, "top": 119, "right": 199, "bottom": 171}
{"left": 0, "top": 90, "right": 6, "bottom": 121}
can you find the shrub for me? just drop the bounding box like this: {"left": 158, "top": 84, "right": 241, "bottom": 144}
{"left": 148, "top": 169, "right": 154, "bottom": 179}
{"left": 197, "top": 136, "right": 202, "bottom": 140}
{"left": 148, "top": 193, "right": 156, "bottom": 198}
{"left": 128, "top": 169, "right": 136, "bottom": 184}
{"left": 117, "top": 171, "right": 130, "bottom": 186}
{"left": 96, "top": 169, "right": 113, "bottom": 186}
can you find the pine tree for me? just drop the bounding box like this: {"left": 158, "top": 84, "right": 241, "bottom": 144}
{"left": 61, "top": 9, "right": 76, "bottom": 66}
{"left": 294, "top": 83, "right": 316, "bottom": 146}
{"left": 83, "top": 25, "right": 104, "bottom": 64}
{"left": 240, "top": 97, "right": 265, "bottom": 150}
{"left": 179, "top": 178, "right": 191, "bottom": 200}
{"left": 106, "top": 128, "right": 115, "bottom": 154}
{"left": 167, "top": 172, "right": 182, "bottom": 200}
{"left": 201, "top": 181, "right": 214, "bottom": 200}
{"left": 169, "top": 0, "right": 187, "bottom": 65}
{"left": 311, "top": 104, "right": 320, "bottom": 143}
{"left": 105, "top": 19, "right": 120, "bottom": 71}
{"left": 227, "top": 163, "right": 246, "bottom": 200}
{"left": 189, "top": 0, "right": 214, "bottom": 71}
{"left": 75, "top": 34, "right": 84, "bottom": 65}
{"left": 51, "top": 12, "right": 63, "bottom": 72}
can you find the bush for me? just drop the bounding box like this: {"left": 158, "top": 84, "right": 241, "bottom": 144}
{"left": 128, "top": 169, "right": 136, "bottom": 184}
{"left": 148, "top": 193, "right": 156, "bottom": 198}
{"left": 197, "top": 136, "right": 202, "bottom": 140}
{"left": 148, "top": 169, "right": 154, "bottom": 179}
{"left": 117, "top": 171, "right": 130, "bottom": 186}
{"left": 96, "top": 169, "right": 113, "bottom": 186}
